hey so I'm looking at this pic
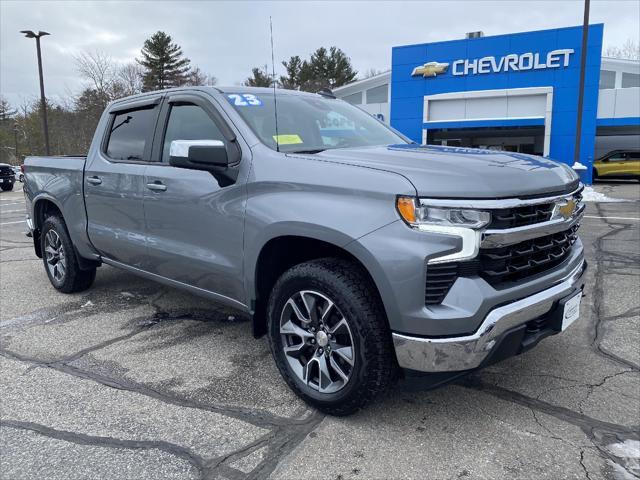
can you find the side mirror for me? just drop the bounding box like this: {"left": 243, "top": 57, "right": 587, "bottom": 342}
{"left": 169, "top": 140, "right": 229, "bottom": 170}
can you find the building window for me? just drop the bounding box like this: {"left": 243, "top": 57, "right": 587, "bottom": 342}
{"left": 342, "top": 92, "right": 362, "bottom": 105}
{"left": 621, "top": 72, "right": 640, "bottom": 88}
{"left": 366, "top": 84, "right": 388, "bottom": 104}
{"left": 599, "top": 70, "right": 616, "bottom": 89}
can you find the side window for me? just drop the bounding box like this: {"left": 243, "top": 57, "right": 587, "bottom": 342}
{"left": 106, "top": 107, "right": 157, "bottom": 161}
{"left": 162, "top": 104, "right": 225, "bottom": 162}
{"left": 608, "top": 152, "right": 625, "bottom": 161}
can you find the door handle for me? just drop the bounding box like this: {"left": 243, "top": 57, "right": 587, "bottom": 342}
{"left": 86, "top": 176, "right": 102, "bottom": 185}
{"left": 146, "top": 181, "right": 167, "bottom": 192}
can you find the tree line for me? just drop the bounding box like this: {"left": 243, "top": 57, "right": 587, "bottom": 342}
{"left": 0, "top": 31, "right": 358, "bottom": 163}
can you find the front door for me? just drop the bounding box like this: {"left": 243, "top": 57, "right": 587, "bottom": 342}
{"left": 85, "top": 98, "right": 161, "bottom": 266}
{"left": 143, "top": 93, "right": 247, "bottom": 305}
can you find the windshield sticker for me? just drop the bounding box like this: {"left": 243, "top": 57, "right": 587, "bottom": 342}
{"left": 228, "top": 94, "right": 262, "bottom": 106}
{"left": 273, "top": 134, "right": 303, "bottom": 145}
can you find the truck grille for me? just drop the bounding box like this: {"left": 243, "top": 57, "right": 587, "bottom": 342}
{"left": 488, "top": 203, "right": 554, "bottom": 229}
{"left": 0, "top": 166, "right": 14, "bottom": 177}
{"left": 487, "top": 191, "right": 583, "bottom": 229}
{"left": 425, "top": 225, "right": 579, "bottom": 304}
{"left": 477, "top": 225, "right": 579, "bottom": 286}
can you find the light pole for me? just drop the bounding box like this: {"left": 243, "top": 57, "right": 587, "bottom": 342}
{"left": 21, "top": 30, "right": 51, "bottom": 155}
{"left": 13, "top": 123, "right": 19, "bottom": 160}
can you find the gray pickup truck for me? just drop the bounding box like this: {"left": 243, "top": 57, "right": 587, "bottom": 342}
{"left": 23, "top": 86, "right": 586, "bottom": 415}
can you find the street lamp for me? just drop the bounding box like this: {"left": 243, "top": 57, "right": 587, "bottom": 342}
{"left": 21, "top": 30, "right": 51, "bottom": 155}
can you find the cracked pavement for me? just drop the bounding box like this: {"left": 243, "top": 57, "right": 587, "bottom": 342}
{"left": 1, "top": 182, "right": 639, "bottom": 479}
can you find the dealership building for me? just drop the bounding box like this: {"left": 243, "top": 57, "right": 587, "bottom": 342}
{"left": 333, "top": 24, "right": 640, "bottom": 183}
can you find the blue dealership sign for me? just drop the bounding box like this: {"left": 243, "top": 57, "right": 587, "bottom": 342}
{"left": 390, "top": 25, "right": 604, "bottom": 183}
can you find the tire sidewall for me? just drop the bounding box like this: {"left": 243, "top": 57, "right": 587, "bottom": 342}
{"left": 268, "top": 265, "right": 376, "bottom": 406}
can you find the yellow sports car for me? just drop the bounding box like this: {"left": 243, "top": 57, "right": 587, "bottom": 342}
{"left": 593, "top": 150, "right": 640, "bottom": 181}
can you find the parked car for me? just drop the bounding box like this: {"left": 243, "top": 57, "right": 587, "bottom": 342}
{"left": 22, "top": 86, "right": 586, "bottom": 415}
{"left": 13, "top": 165, "right": 24, "bottom": 182}
{"left": 593, "top": 150, "right": 640, "bottom": 181}
{"left": 0, "top": 163, "right": 16, "bottom": 191}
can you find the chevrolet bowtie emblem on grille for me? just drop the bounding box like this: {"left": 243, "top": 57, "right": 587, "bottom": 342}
{"left": 554, "top": 199, "right": 577, "bottom": 220}
{"left": 411, "top": 62, "right": 449, "bottom": 78}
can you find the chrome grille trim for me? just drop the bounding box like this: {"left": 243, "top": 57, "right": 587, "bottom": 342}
{"left": 418, "top": 185, "right": 583, "bottom": 210}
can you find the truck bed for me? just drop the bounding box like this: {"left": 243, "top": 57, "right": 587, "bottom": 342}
{"left": 23, "top": 155, "right": 91, "bottom": 259}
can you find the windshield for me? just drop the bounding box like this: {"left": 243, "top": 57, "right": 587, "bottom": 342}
{"left": 224, "top": 91, "right": 407, "bottom": 153}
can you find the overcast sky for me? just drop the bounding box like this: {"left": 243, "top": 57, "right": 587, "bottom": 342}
{"left": 1, "top": 0, "right": 639, "bottom": 106}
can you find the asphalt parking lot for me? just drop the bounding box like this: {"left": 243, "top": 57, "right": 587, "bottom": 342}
{"left": 1, "top": 182, "right": 639, "bottom": 480}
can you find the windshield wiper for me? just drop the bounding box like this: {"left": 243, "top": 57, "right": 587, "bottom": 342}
{"left": 288, "top": 149, "right": 326, "bottom": 154}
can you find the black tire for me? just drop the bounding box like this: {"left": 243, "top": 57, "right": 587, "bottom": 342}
{"left": 592, "top": 168, "right": 599, "bottom": 180}
{"left": 41, "top": 215, "right": 96, "bottom": 293}
{"left": 267, "top": 258, "right": 397, "bottom": 416}
{"left": 1, "top": 183, "right": 13, "bottom": 191}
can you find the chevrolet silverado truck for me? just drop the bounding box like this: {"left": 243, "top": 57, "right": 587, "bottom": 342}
{"left": 23, "top": 86, "right": 586, "bottom": 415}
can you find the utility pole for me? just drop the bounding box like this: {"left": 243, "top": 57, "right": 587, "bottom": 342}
{"left": 573, "top": 0, "right": 590, "bottom": 172}
{"left": 21, "top": 30, "right": 51, "bottom": 155}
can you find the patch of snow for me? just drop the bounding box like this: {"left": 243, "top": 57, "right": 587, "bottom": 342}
{"left": 605, "top": 440, "right": 640, "bottom": 479}
{"left": 572, "top": 161, "right": 588, "bottom": 171}
{"left": 81, "top": 300, "right": 94, "bottom": 308}
{"left": 120, "top": 291, "right": 135, "bottom": 298}
{"left": 581, "top": 186, "right": 625, "bottom": 203}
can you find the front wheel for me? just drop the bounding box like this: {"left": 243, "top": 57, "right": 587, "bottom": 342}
{"left": 267, "top": 258, "right": 397, "bottom": 416}
{"left": 41, "top": 215, "right": 96, "bottom": 293}
{"left": 1, "top": 183, "right": 13, "bottom": 191}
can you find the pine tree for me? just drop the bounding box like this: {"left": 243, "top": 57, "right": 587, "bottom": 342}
{"left": 279, "top": 56, "right": 304, "bottom": 89}
{"left": 137, "top": 32, "right": 191, "bottom": 91}
{"left": 244, "top": 66, "right": 273, "bottom": 87}
{"left": 299, "top": 47, "right": 357, "bottom": 92}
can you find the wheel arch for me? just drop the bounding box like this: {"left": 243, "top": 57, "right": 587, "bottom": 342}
{"left": 250, "top": 234, "right": 387, "bottom": 338}
{"left": 31, "top": 197, "right": 64, "bottom": 258}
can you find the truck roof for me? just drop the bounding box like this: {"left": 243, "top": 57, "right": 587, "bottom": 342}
{"left": 108, "top": 86, "right": 330, "bottom": 108}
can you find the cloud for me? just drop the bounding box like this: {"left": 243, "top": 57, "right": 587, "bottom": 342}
{"left": 1, "top": 0, "right": 638, "bottom": 106}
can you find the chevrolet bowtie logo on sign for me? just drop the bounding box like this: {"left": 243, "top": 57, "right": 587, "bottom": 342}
{"left": 554, "top": 199, "right": 577, "bottom": 220}
{"left": 411, "top": 62, "right": 449, "bottom": 78}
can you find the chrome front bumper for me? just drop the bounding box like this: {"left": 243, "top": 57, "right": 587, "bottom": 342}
{"left": 392, "top": 259, "right": 587, "bottom": 372}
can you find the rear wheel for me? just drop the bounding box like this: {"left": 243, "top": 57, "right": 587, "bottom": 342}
{"left": 267, "top": 258, "right": 397, "bottom": 416}
{"left": 41, "top": 215, "right": 96, "bottom": 293}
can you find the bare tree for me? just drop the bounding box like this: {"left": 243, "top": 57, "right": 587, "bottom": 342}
{"left": 74, "top": 51, "right": 116, "bottom": 96}
{"left": 186, "top": 66, "right": 217, "bottom": 86}
{"left": 362, "top": 68, "right": 383, "bottom": 79}
{"left": 604, "top": 38, "right": 640, "bottom": 61}
{"left": 118, "top": 62, "right": 144, "bottom": 96}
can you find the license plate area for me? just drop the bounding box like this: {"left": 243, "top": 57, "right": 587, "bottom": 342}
{"left": 561, "top": 291, "right": 582, "bottom": 331}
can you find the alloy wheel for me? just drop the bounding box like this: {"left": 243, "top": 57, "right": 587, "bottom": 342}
{"left": 44, "top": 229, "right": 66, "bottom": 282}
{"left": 280, "top": 290, "right": 355, "bottom": 394}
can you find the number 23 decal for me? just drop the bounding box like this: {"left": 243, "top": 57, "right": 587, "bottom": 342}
{"left": 228, "top": 94, "right": 262, "bottom": 106}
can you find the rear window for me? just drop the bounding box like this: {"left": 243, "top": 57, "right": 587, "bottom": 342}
{"left": 106, "top": 107, "right": 158, "bottom": 161}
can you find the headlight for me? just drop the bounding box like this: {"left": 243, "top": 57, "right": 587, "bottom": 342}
{"left": 396, "top": 197, "right": 491, "bottom": 229}
{"left": 396, "top": 196, "right": 491, "bottom": 264}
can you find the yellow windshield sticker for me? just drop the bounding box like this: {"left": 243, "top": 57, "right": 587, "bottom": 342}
{"left": 273, "top": 134, "right": 303, "bottom": 145}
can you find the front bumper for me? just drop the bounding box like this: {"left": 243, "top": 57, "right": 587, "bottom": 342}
{"left": 392, "top": 258, "right": 587, "bottom": 372}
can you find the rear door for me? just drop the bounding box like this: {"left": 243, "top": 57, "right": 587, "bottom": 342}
{"left": 142, "top": 92, "right": 249, "bottom": 305}
{"left": 84, "top": 96, "right": 162, "bottom": 266}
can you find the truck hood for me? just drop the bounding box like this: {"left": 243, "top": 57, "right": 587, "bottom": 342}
{"left": 301, "top": 144, "right": 578, "bottom": 198}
